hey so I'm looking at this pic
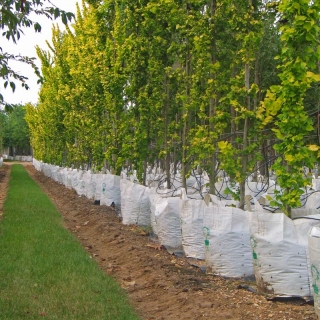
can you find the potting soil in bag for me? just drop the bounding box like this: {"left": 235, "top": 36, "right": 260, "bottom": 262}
{"left": 248, "top": 209, "right": 320, "bottom": 297}
{"left": 120, "top": 179, "right": 150, "bottom": 226}
{"left": 203, "top": 194, "right": 253, "bottom": 278}
{"left": 180, "top": 188, "right": 205, "bottom": 260}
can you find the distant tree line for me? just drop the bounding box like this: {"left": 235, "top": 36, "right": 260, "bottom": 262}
{"left": 0, "top": 105, "right": 31, "bottom": 156}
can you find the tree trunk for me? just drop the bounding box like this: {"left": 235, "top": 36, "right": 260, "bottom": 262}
{"left": 164, "top": 73, "right": 171, "bottom": 189}
{"left": 181, "top": 2, "right": 191, "bottom": 191}
{"left": 208, "top": 0, "right": 217, "bottom": 195}
{"left": 239, "top": 63, "right": 250, "bottom": 209}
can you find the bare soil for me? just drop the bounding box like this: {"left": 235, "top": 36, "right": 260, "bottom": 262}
{"left": 0, "top": 163, "right": 317, "bottom": 320}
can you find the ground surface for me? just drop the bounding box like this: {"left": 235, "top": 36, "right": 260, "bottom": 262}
{"left": 0, "top": 163, "right": 317, "bottom": 320}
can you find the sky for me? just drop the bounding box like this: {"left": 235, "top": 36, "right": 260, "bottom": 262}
{"left": 1, "top": 0, "right": 82, "bottom": 106}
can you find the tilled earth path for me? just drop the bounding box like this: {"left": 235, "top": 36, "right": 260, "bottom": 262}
{"left": 1, "top": 163, "right": 316, "bottom": 320}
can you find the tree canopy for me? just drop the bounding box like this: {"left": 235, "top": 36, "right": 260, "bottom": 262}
{"left": 3, "top": 104, "right": 31, "bottom": 155}
{"left": 0, "top": 0, "right": 74, "bottom": 107}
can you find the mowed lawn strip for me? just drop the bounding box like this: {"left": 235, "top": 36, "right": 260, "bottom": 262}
{"left": 0, "top": 164, "right": 140, "bottom": 320}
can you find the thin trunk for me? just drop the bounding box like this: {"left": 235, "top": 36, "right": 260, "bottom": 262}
{"left": 259, "top": 140, "right": 266, "bottom": 176}
{"left": 318, "top": 61, "right": 320, "bottom": 145}
{"left": 286, "top": 164, "right": 292, "bottom": 218}
{"left": 164, "top": 73, "right": 171, "bottom": 189}
{"left": 111, "top": 107, "right": 118, "bottom": 175}
{"left": 239, "top": 45, "right": 251, "bottom": 210}
{"left": 208, "top": 0, "right": 217, "bottom": 195}
{"left": 239, "top": 0, "right": 252, "bottom": 209}
{"left": 142, "top": 160, "right": 147, "bottom": 186}
{"left": 181, "top": 4, "right": 191, "bottom": 191}
{"left": 175, "top": 112, "right": 179, "bottom": 176}
{"left": 253, "top": 58, "right": 259, "bottom": 182}
{"left": 111, "top": 42, "right": 118, "bottom": 175}
{"left": 230, "top": 67, "right": 237, "bottom": 144}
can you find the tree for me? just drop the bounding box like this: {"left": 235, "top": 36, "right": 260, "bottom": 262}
{"left": 27, "top": 24, "right": 71, "bottom": 165}
{"left": 0, "top": 0, "right": 74, "bottom": 107}
{"left": 0, "top": 110, "right": 6, "bottom": 153}
{"left": 25, "top": 0, "right": 320, "bottom": 207}
{"left": 259, "top": 0, "right": 320, "bottom": 216}
{"left": 3, "top": 104, "right": 31, "bottom": 155}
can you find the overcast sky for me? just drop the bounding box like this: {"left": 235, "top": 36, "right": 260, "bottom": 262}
{"left": 1, "top": 0, "right": 81, "bottom": 106}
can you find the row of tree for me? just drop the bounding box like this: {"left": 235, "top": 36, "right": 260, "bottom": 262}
{"left": 25, "top": 0, "right": 320, "bottom": 215}
{"left": 0, "top": 105, "right": 31, "bottom": 156}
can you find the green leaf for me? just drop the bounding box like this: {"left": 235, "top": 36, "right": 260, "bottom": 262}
{"left": 284, "top": 154, "right": 294, "bottom": 162}
{"left": 54, "top": 8, "right": 60, "bottom": 19}
{"left": 61, "top": 13, "right": 67, "bottom": 25}
{"left": 306, "top": 72, "right": 320, "bottom": 82}
{"left": 308, "top": 145, "right": 319, "bottom": 152}
{"left": 34, "top": 22, "right": 41, "bottom": 33}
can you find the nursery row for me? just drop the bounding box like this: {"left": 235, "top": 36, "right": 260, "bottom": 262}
{"left": 26, "top": 1, "right": 320, "bottom": 215}
{"left": 34, "top": 159, "right": 320, "bottom": 319}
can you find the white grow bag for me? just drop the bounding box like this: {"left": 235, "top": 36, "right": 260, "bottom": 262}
{"left": 248, "top": 209, "right": 320, "bottom": 297}
{"left": 100, "top": 174, "right": 121, "bottom": 208}
{"left": 245, "top": 182, "right": 267, "bottom": 200}
{"left": 51, "top": 165, "right": 60, "bottom": 182}
{"left": 43, "top": 163, "right": 52, "bottom": 178}
{"left": 308, "top": 225, "right": 320, "bottom": 319}
{"left": 64, "top": 169, "right": 74, "bottom": 190}
{"left": 56, "top": 167, "right": 65, "bottom": 184}
{"left": 87, "top": 173, "right": 103, "bottom": 201}
{"left": 149, "top": 188, "right": 173, "bottom": 235}
{"left": 180, "top": 189, "right": 205, "bottom": 260}
{"left": 203, "top": 195, "right": 253, "bottom": 278}
{"left": 75, "top": 171, "right": 89, "bottom": 196}
{"left": 33, "top": 158, "right": 38, "bottom": 169}
{"left": 154, "top": 196, "right": 181, "bottom": 249}
{"left": 82, "top": 171, "right": 94, "bottom": 198}
{"left": 149, "top": 190, "right": 160, "bottom": 235}
{"left": 35, "top": 160, "right": 44, "bottom": 173}
{"left": 59, "top": 168, "right": 69, "bottom": 187}
{"left": 71, "top": 169, "right": 81, "bottom": 190}
{"left": 120, "top": 179, "right": 151, "bottom": 226}
{"left": 313, "top": 179, "right": 320, "bottom": 192}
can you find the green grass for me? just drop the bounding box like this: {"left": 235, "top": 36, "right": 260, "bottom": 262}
{"left": 0, "top": 165, "right": 140, "bottom": 320}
